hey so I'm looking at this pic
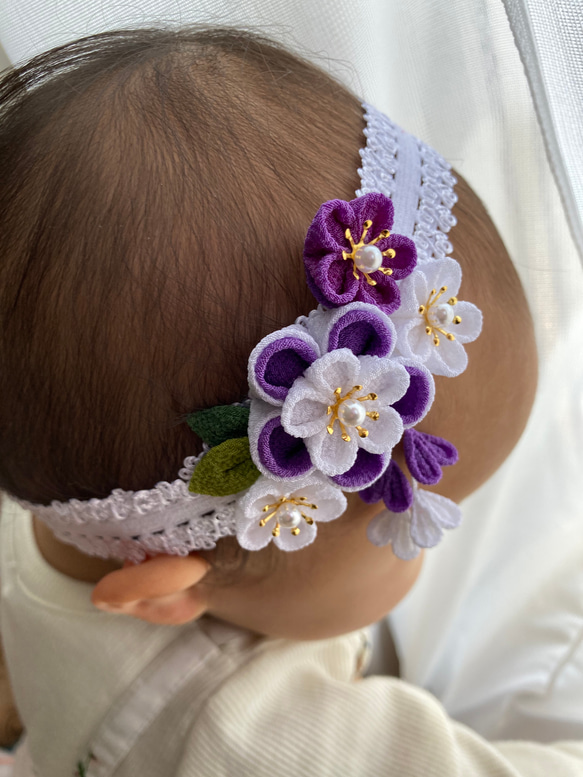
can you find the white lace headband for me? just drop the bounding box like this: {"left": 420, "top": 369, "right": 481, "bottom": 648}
{"left": 20, "top": 103, "right": 482, "bottom": 564}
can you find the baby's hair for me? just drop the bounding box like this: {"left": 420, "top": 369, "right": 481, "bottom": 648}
{"left": 0, "top": 27, "right": 364, "bottom": 504}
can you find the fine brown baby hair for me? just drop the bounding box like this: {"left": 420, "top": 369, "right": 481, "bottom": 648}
{"left": 0, "top": 26, "right": 530, "bottom": 533}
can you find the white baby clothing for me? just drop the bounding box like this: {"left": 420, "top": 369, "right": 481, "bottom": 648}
{"left": 2, "top": 499, "right": 583, "bottom": 777}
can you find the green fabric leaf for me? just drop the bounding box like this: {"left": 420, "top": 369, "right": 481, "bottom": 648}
{"left": 186, "top": 405, "right": 250, "bottom": 447}
{"left": 188, "top": 437, "right": 260, "bottom": 496}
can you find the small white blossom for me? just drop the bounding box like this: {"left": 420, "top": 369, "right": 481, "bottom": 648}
{"left": 237, "top": 474, "right": 347, "bottom": 551}
{"left": 392, "top": 258, "right": 482, "bottom": 377}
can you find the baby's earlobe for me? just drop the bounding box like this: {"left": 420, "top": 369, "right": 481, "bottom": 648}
{"left": 91, "top": 554, "right": 210, "bottom": 625}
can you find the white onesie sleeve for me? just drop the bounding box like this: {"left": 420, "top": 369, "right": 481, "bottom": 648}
{"left": 182, "top": 633, "right": 583, "bottom": 777}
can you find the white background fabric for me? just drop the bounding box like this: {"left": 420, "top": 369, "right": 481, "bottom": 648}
{"left": 1, "top": 0, "right": 583, "bottom": 743}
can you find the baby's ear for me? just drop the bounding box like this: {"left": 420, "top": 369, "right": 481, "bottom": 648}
{"left": 91, "top": 554, "right": 210, "bottom": 625}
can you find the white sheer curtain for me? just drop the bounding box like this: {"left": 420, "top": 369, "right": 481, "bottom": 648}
{"left": 2, "top": 0, "right": 582, "bottom": 742}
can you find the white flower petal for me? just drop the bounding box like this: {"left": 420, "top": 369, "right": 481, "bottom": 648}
{"left": 302, "top": 306, "right": 336, "bottom": 353}
{"left": 410, "top": 488, "right": 462, "bottom": 548}
{"left": 236, "top": 510, "right": 277, "bottom": 551}
{"left": 274, "top": 519, "right": 318, "bottom": 551}
{"left": 421, "top": 257, "right": 462, "bottom": 299}
{"left": 236, "top": 473, "right": 347, "bottom": 553}
{"left": 306, "top": 428, "right": 358, "bottom": 477}
{"left": 449, "top": 301, "right": 483, "bottom": 343}
{"left": 392, "top": 269, "right": 428, "bottom": 319}
{"left": 357, "top": 356, "right": 410, "bottom": 407}
{"left": 281, "top": 381, "right": 330, "bottom": 438}
{"left": 303, "top": 349, "right": 361, "bottom": 396}
{"left": 425, "top": 336, "right": 468, "bottom": 377}
{"left": 290, "top": 482, "right": 347, "bottom": 523}
{"left": 404, "top": 322, "right": 433, "bottom": 362}
{"left": 366, "top": 509, "right": 420, "bottom": 560}
{"left": 358, "top": 405, "right": 403, "bottom": 455}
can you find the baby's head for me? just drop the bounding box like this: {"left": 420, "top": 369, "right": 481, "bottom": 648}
{"left": 0, "top": 28, "right": 536, "bottom": 639}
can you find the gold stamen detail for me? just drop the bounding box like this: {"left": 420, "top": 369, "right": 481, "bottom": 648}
{"left": 357, "top": 392, "right": 378, "bottom": 401}
{"left": 259, "top": 496, "right": 320, "bottom": 535}
{"left": 327, "top": 385, "right": 379, "bottom": 442}
{"left": 342, "top": 219, "right": 395, "bottom": 284}
{"left": 420, "top": 285, "right": 461, "bottom": 347}
{"left": 366, "top": 411, "right": 380, "bottom": 420}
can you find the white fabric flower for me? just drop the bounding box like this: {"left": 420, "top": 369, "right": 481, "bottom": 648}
{"left": 366, "top": 509, "right": 420, "bottom": 560}
{"left": 410, "top": 487, "right": 462, "bottom": 548}
{"left": 366, "top": 485, "right": 462, "bottom": 559}
{"left": 236, "top": 474, "right": 347, "bottom": 551}
{"left": 392, "top": 257, "right": 482, "bottom": 377}
{"left": 280, "top": 349, "right": 409, "bottom": 477}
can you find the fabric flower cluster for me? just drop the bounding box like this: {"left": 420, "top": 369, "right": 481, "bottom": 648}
{"left": 189, "top": 192, "right": 482, "bottom": 558}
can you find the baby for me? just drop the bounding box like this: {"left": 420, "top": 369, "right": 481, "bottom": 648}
{"left": 1, "top": 25, "right": 579, "bottom": 777}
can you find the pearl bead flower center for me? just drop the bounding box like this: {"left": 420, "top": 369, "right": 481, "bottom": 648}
{"left": 326, "top": 385, "right": 380, "bottom": 442}
{"left": 342, "top": 219, "right": 397, "bottom": 286}
{"left": 259, "top": 495, "right": 318, "bottom": 537}
{"left": 418, "top": 285, "right": 462, "bottom": 346}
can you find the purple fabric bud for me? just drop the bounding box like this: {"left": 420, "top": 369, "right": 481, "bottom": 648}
{"left": 403, "top": 429, "right": 458, "bottom": 485}
{"left": 303, "top": 193, "right": 417, "bottom": 315}
{"left": 330, "top": 449, "right": 387, "bottom": 490}
{"left": 257, "top": 416, "right": 313, "bottom": 478}
{"left": 327, "top": 307, "right": 394, "bottom": 358}
{"left": 392, "top": 364, "right": 433, "bottom": 427}
{"left": 254, "top": 337, "right": 319, "bottom": 403}
{"left": 359, "top": 459, "right": 413, "bottom": 513}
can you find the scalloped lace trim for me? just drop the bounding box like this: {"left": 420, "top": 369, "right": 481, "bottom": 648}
{"left": 18, "top": 105, "right": 458, "bottom": 563}
{"left": 17, "top": 450, "right": 239, "bottom": 563}
{"left": 358, "top": 103, "right": 457, "bottom": 262}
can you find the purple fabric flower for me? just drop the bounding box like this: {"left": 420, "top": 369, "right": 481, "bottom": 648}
{"left": 360, "top": 459, "right": 414, "bottom": 512}
{"left": 247, "top": 306, "right": 413, "bottom": 487}
{"left": 303, "top": 193, "right": 417, "bottom": 315}
{"left": 403, "top": 429, "right": 458, "bottom": 485}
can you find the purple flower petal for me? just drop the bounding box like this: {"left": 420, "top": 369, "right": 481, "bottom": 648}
{"left": 403, "top": 429, "right": 458, "bottom": 485}
{"left": 304, "top": 193, "right": 402, "bottom": 312}
{"left": 354, "top": 273, "right": 401, "bottom": 314}
{"left": 384, "top": 460, "right": 414, "bottom": 512}
{"left": 350, "top": 192, "right": 395, "bottom": 238}
{"left": 360, "top": 459, "right": 413, "bottom": 513}
{"left": 254, "top": 336, "right": 319, "bottom": 403}
{"left": 305, "top": 252, "right": 360, "bottom": 308}
{"left": 327, "top": 306, "right": 394, "bottom": 357}
{"left": 330, "top": 449, "right": 388, "bottom": 491}
{"left": 376, "top": 233, "right": 417, "bottom": 280}
{"left": 257, "top": 416, "right": 313, "bottom": 478}
{"left": 391, "top": 362, "right": 434, "bottom": 427}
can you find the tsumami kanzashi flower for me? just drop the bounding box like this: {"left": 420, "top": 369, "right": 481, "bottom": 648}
{"left": 281, "top": 349, "right": 409, "bottom": 477}
{"left": 237, "top": 474, "right": 347, "bottom": 551}
{"left": 303, "top": 193, "right": 417, "bottom": 315}
{"left": 247, "top": 304, "right": 434, "bottom": 490}
{"left": 366, "top": 484, "right": 462, "bottom": 559}
{"left": 392, "top": 258, "right": 482, "bottom": 377}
